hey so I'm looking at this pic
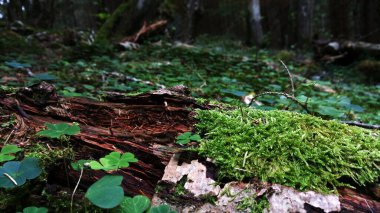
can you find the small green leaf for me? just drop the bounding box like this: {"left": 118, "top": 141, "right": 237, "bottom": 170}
{"left": 148, "top": 204, "right": 177, "bottom": 213}
{"left": 89, "top": 161, "right": 104, "bottom": 170}
{"left": 317, "top": 106, "right": 345, "bottom": 118}
{"left": 1, "top": 145, "right": 22, "bottom": 155}
{"left": 189, "top": 134, "right": 201, "bottom": 142}
{"left": 176, "top": 139, "right": 190, "bottom": 145}
{"left": 36, "top": 122, "right": 80, "bottom": 138}
{"left": 89, "top": 152, "right": 138, "bottom": 171}
{"left": 0, "top": 145, "right": 22, "bottom": 163}
{"left": 119, "top": 195, "right": 151, "bottom": 213}
{"left": 177, "top": 132, "right": 191, "bottom": 140}
{"left": 85, "top": 175, "right": 124, "bottom": 209}
{"left": 19, "top": 157, "right": 42, "bottom": 179}
{"left": 71, "top": 160, "right": 92, "bottom": 171}
{"left": 0, "top": 157, "right": 41, "bottom": 188}
{"left": 176, "top": 132, "right": 201, "bottom": 145}
{"left": 23, "top": 206, "right": 48, "bottom": 213}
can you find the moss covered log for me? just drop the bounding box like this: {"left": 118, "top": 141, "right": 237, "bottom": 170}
{"left": 96, "top": 0, "right": 135, "bottom": 42}
{"left": 195, "top": 108, "right": 380, "bottom": 193}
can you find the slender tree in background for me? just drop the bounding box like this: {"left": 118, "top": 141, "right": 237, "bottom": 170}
{"left": 183, "top": 0, "right": 202, "bottom": 42}
{"left": 297, "top": 0, "right": 314, "bottom": 47}
{"left": 248, "top": 0, "right": 263, "bottom": 45}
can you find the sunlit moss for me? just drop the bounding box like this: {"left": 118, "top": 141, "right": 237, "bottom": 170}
{"left": 195, "top": 108, "right": 380, "bottom": 193}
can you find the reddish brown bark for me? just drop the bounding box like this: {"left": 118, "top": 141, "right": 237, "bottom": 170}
{"left": 0, "top": 82, "right": 206, "bottom": 198}
{"left": 120, "top": 19, "right": 168, "bottom": 43}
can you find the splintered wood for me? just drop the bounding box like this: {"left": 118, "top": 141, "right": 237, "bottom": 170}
{"left": 0, "top": 82, "right": 205, "bottom": 197}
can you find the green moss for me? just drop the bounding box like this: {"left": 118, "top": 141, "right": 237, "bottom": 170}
{"left": 237, "top": 196, "right": 269, "bottom": 213}
{"left": 26, "top": 143, "right": 74, "bottom": 168}
{"left": 195, "top": 108, "right": 380, "bottom": 193}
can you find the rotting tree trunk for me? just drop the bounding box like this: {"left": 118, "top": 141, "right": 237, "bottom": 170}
{"left": 0, "top": 82, "right": 379, "bottom": 212}
{"left": 0, "top": 82, "right": 208, "bottom": 198}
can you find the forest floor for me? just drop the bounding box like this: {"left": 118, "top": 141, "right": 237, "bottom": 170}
{"left": 0, "top": 29, "right": 379, "bottom": 212}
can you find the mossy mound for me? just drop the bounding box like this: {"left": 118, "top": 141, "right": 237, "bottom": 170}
{"left": 195, "top": 108, "right": 380, "bottom": 193}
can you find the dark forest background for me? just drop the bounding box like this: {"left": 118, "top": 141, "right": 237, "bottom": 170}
{"left": 2, "top": 0, "right": 380, "bottom": 48}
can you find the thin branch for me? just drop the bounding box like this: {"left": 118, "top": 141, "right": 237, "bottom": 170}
{"left": 279, "top": 60, "right": 294, "bottom": 96}
{"left": 341, "top": 121, "right": 380, "bottom": 130}
{"left": 248, "top": 91, "right": 310, "bottom": 113}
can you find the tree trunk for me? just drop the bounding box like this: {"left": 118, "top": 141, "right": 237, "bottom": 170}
{"left": 297, "top": 0, "right": 314, "bottom": 47}
{"left": 248, "top": 0, "right": 264, "bottom": 46}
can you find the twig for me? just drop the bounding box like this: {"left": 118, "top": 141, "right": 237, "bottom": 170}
{"left": 248, "top": 92, "right": 310, "bottom": 113}
{"left": 341, "top": 121, "right": 380, "bottom": 130}
{"left": 363, "top": 198, "right": 374, "bottom": 213}
{"left": 242, "top": 151, "right": 248, "bottom": 167}
{"left": 4, "top": 129, "right": 15, "bottom": 144}
{"left": 279, "top": 60, "right": 294, "bottom": 96}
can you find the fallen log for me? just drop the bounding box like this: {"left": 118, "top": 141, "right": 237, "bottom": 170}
{"left": 313, "top": 39, "right": 380, "bottom": 63}
{"left": 0, "top": 82, "right": 207, "bottom": 198}
{"left": 0, "top": 82, "right": 378, "bottom": 212}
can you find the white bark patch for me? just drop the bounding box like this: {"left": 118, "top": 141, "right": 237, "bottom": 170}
{"left": 162, "top": 154, "right": 221, "bottom": 197}
{"left": 157, "top": 155, "right": 341, "bottom": 212}
{"left": 267, "top": 184, "right": 341, "bottom": 213}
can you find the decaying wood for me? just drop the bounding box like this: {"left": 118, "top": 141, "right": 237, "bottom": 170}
{"left": 313, "top": 39, "right": 380, "bottom": 63}
{"left": 120, "top": 19, "right": 168, "bottom": 43}
{"left": 0, "top": 82, "right": 206, "bottom": 198}
{"left": 0, "top": 82, "right": 379, "bottom": 212}
{"left": 154, "top": 153, "right": 380, "bottom": 212}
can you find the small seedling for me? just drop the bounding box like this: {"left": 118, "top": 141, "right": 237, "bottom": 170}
{"left": 70, "top": 160, "right": 92, "bottom": 213}
{"left": 0, "top": 144, "right": 23, "bottom": 163}
{"left": 89, "top": 151, "right": 138, "bottom": 171}
{"left": 176, "top": 132, "right": 201, "bottom": 145}
{"left": 36, "top": 122, "right": 80, "bottom": 139}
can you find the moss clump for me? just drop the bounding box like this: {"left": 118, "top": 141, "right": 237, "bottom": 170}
{"left": 195, "top": 108, "right": 380, "bottom": 193}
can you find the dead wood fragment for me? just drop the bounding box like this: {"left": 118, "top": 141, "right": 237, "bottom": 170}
{"left": 120, "top": 19, "right": 168, "bottom": 43}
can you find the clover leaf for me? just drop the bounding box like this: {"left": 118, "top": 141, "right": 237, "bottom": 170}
{"left": 22, "top": 206, "right": 48, "bottom": 213}
{"left": 176, "top": 132, "right": 201, "bottom": 145}
{"left": 117, "top": 195, "right": 151, "bottom": 213}
{"left": 148, "top": 204, "right": 177, "bottom": 213}
{"left": 89, "top": 152, "right": 138, "bottom": 171}
{"left": 85, "top": 175, "right": 124, "bottom": 209}
{"left": 71, "top": 160, "right": 92, "bottom": 171}
{"left": 0, "top": 145, "right": 22, "bottom": 163}
{"left": 36, "top": 122, "right": 80, "bottom": 139}
{"left": 0, "top": 157, "right": 42, "bottom": 188}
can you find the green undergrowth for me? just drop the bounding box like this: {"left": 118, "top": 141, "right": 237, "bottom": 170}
{"left": 195, "top": 108, "right": 380, "bottom": 193}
